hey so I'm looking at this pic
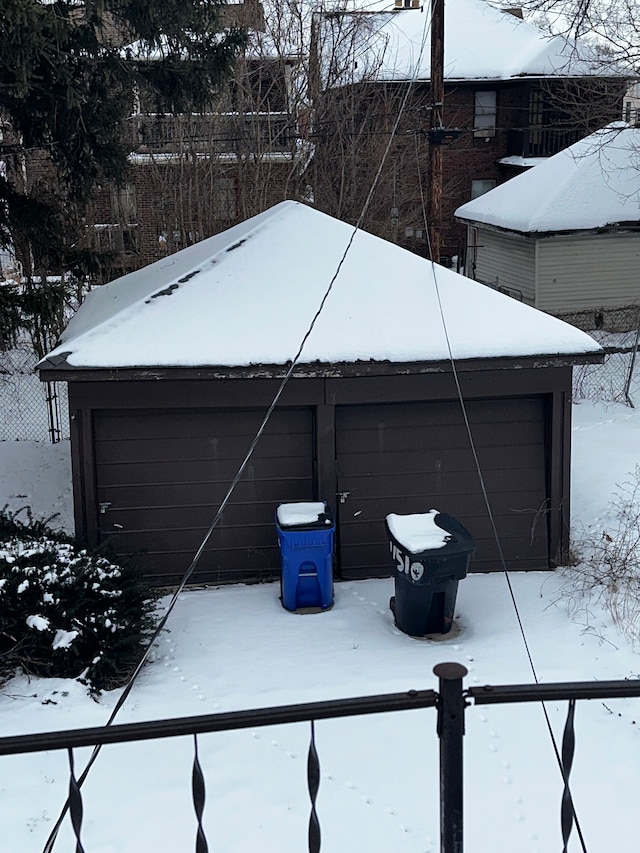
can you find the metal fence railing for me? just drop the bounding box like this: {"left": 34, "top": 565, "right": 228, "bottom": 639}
{"left": 2, "top": 665, "right": 640, "bottom": 853}
{"left": 0, "top": 344, "right": 69, "bottom": 443}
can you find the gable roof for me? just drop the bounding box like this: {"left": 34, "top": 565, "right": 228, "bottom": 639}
{"left": 319, "top": 0, "right": 620, "bottom": 85}
{"left": 455, "top": 124, "right": 640, "bottom": 234}
{"left": 39, "top": 201, "right": 600, "bottom": 372}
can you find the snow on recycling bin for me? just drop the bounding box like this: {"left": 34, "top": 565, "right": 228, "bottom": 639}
{"left": 386, "top": 509, "right": 475, "bottom": 637}
{"left": 276, "top": 501, "right": 335, "bottom": 613}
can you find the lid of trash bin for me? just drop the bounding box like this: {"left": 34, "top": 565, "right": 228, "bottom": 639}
{"left": 386, "top": 509, "right": 451, "bottom": 554}
{"left": 277, "top": 502, "right": 333, "bottom": 528}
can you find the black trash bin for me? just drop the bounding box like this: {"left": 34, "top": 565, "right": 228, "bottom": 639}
{"left": 276, "top": 502, "right": 335, "bottom": 613}
{"left": 386, "top": 509, "right": 474, "bottom": 636}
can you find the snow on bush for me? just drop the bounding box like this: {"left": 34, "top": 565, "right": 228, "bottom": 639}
{"left": 0, "top": 508, "right": 158, "bottom": 692}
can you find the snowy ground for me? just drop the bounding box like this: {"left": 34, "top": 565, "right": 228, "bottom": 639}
{"left": 1, "top": 394, "right": 640, "bottom": 852}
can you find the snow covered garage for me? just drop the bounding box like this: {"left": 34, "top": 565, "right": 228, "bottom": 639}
{"left": 456, "top": 126, "right": 640, "bottom": 324}
{"left": 39, "top": 202, "right": 602, "bottom": 585}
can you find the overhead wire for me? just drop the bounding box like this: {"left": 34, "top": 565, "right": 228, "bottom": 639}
{"left": 413, "top": 132, "right": 589, "bottom": 852}
{"left": 41, "top": 8, "right": 434, "bottom": 853}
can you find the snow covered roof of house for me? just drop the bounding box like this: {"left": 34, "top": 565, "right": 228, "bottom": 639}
{"left": 39, "top": 201, "right": 601, "bottom": 372}
{"left": 455, "top": 124, "right": 640, "bottom": 234}
{"left": 319, "top": 0, "right": 621, "bottom": 85}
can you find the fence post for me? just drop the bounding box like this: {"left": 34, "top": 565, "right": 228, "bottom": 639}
{"left": 434, "top": 662, "right": 468, "bottom": 853}
{"left": 623, "top": 321, "right": 640, "bottom": 407}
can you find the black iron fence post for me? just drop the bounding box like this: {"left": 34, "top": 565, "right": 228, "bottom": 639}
{"left": 434, "top": 662, "right": 468, "bottom": 853}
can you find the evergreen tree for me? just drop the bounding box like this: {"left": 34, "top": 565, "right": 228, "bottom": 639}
{"left": 0, "top": 0, "right": 247, "bottom": 356}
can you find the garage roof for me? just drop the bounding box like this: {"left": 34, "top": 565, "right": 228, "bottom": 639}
{"left": 456, "top": 125, "right": 640, "bottom": 234}
{"left": 40, "top": 201, "right": 601, "bottom": 371}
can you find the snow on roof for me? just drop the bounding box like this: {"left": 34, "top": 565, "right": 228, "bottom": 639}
{"left": 41, "top": 201, "right": 601, "bottom": 371}
{"left": 319, "top": 0, "right": 618, "bottom": 85}
{"left": 456, "top": 124, "right": 640, "bottom": 234}
{"left": 498, "top": 156, "right": 548, "bottom": 168}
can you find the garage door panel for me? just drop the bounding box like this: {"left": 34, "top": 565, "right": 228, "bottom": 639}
{"left": 100, "top": 481, "right": 309, "bottom": 530}
{"left": 94, "top": 408, "right": 314, "bottom": 584}
{"left": 342, "top": 423, "right": 542, "bottom": 455}
{"left": 340, "top": 441, "right": 543, "bottom": 478}
{"left": 96, "top": 456, "right": 310, "bottom": 488}
{"left": 340, "top": 469, "right": 546, "bottom": 502}
{"left": 97, "top": 476, "right": 312, "bottom": 508}
{"left": 95, "top": 432, "right": 310, "bottom": 465}
{"left": 336, "top": 398, "right": 549, "bottom": 577}
{"left": 94, "top": 409, "right": 301, "bottom": 442}
{"left": 339, "top": 398, "right": 540, "bottom": 428}
{"left": 105, "top": 520, "right": 281, "bottom": 551}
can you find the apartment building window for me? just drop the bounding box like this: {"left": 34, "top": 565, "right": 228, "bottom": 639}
{"left": 470, "top": 179, "right": 496, "bottom": 199}
{"left": 474, "top": 91, "right": 497, "bottom": 137}
{"left": 529, "top": 89, "right": 544, "bottom": 129}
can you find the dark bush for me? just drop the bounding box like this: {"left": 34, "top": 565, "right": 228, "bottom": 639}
{"left": 0, "top": 508, "right": 159, "bottom": 692}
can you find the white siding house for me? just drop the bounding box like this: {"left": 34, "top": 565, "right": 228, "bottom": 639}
{"left": 456, "top": 126, "right": 640, "bottom": 327}
{"left": 469, "top": 229, "right": 536, "bottom": 304}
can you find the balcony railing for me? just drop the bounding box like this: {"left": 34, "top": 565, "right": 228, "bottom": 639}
{"left": 506, "top": 127, "right": 585, "bottom": 158}
{"left": 124, "top": 112, "right": 299, "bottom": 156}
{"left": 3, "top": 664, "right": 640, "bottom": 853}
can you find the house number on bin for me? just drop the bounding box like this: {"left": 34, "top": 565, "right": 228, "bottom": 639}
{"left": 390, "top": 543, "right": 424, "bottom": 582}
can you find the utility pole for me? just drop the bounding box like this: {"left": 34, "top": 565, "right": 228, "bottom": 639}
{"left": 427, "top": 0, "right": 444, "bottom": 263}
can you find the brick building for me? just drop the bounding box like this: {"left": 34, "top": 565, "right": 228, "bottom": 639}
{"left": 310, "top": 0, "right": 629, "bottom": 266}
{"left": 81, "top": 0, "right": 629, "bottom": 275}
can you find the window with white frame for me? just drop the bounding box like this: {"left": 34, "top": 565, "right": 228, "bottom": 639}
{"left": 474, "top": 91, "right": 497, "bottom": 137}
{"left": 470, "top": 179, "right": 496, "bottom": 200}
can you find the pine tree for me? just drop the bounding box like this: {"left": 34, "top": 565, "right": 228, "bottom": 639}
{"left": 0, "top": 0, "right": 247, "bottom": 356}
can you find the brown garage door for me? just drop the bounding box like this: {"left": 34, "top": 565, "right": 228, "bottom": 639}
{"left": 94, "top": 407, "right": 314, "bottom": 584}
{"left": 336, "top": 398, "right": 549, "bottom": 578}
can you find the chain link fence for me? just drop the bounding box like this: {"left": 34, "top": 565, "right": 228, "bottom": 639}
{"left": 561, "top": 306, "right": 640, "bottom": 406}
{"left": 0, "top": 307, "right": 638, "bottom": 443}
{"left": 0, "top": 343, "right": 69, "bottom": 443}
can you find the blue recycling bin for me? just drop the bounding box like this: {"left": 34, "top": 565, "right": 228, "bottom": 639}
{"left": 276, "top": 502, "right": 335, "bottom": 612}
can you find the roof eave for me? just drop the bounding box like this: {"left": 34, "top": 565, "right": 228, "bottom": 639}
{"left": 38, "top": 352, "right": 604, "bottom": 383}
{"left": 455, "top": 216, "right": 640, "bottom": 238}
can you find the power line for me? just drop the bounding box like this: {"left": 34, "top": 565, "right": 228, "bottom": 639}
{"left": 414, "top": 132, "right": 589, "bottom": 853}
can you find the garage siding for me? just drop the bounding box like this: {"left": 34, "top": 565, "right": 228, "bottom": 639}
{"left": 471, "top": 227, "right": 536, "bottom": 304}
{"left": 335, "top": 398, "right": 549, "bottom": 577}
{"left": 93, "top": 408, "right": 315, "bottom": 585}
{"left": 536, "top": 233, "right": 640, "bottom": 312}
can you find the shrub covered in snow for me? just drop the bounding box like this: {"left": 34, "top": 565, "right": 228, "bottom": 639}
{"left": 0, "top": 508, "right": 158, "bottom": 692}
